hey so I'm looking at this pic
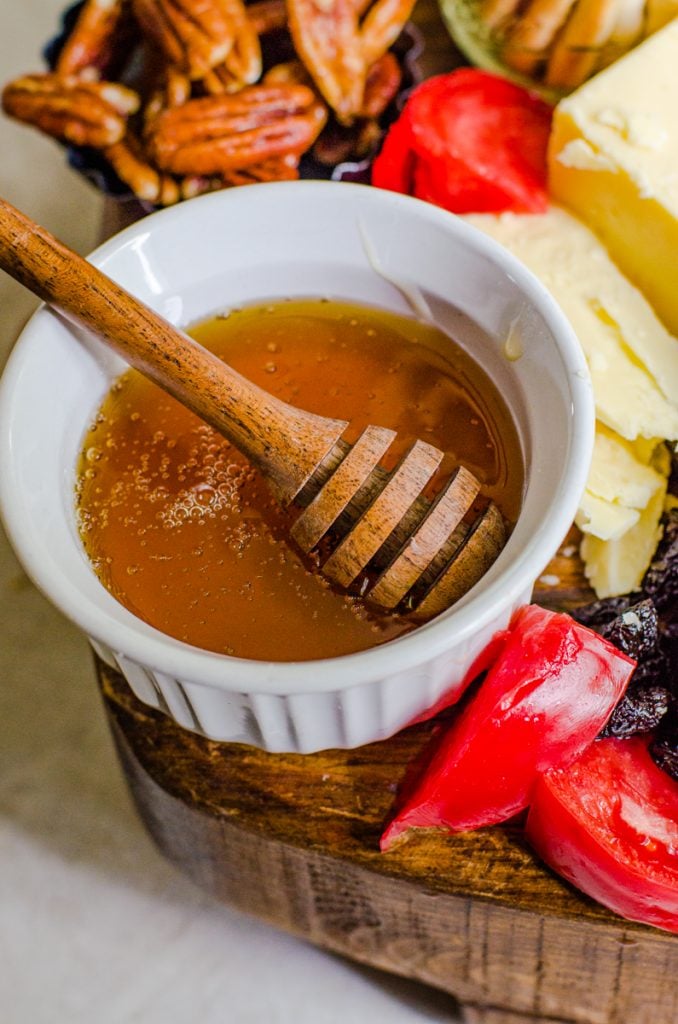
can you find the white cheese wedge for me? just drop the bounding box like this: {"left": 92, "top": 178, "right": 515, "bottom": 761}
{"left": 549, "top": 20, "right": 678, "bottom": 337}
{"left": 465, "top": 206, "right": 678, "bottom": 441}
{"left": 580, "top": 481, "right": 667, "bottom": 596}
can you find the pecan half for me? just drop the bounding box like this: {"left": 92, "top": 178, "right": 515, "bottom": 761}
{"left": 166, "top": 67, "right": 192, "bottom": 106}
{"left": 360, "top": 0, "right": 417, "bottom": 66}
{"left": 221, "top": 153, "right": 300, "bottom": 183}
{"left": 180, "top": 159, "right": 300, "bottom": 198}
{"left": 104, "top": 133, "right": 180, "bottom": 204}
{"left": 246, "top": 0, "right": 288, "bottom": 33}
{"left": 361, "top": 50, "right": 401, "bottom": 117}
{"left": 262, "top": 60, "right": 312, "bottom": 87}
{"left": 146, "top": 83, "right": 326, "bottom": 173}
{"left": 2, "top": 74, "right": 138, "bottom": 148}
{"left": 197, "top": 0, "right": 263, "bottom": 90}
{"left": 287, "top": 0, "right": 366, "bottom": 124}
{"left": 131, "top": 0, "right": 261, "bottom": 80}
{"left": 55, "top": 0, "right": 134, "bottom": 79}
{"left": 221, "top": 0, "right": 262, "bottom": 84}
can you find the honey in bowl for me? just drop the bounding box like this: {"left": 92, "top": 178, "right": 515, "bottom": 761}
{"left": 76, "top": 298, "right": 524, "bottom": 662}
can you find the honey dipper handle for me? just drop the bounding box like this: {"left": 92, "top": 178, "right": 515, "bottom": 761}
{"left": 0, "top": 198, "right": 347, "bottom": 503}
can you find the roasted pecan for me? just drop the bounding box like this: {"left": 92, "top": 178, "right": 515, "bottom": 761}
{"left": 166, "top": 66, "right": 192, "bottom": 106}
{"left": 2, "top": 73, "right": 138, "bottom": 148}
{"left": 243, "top": 0, "right": 374, "bottom": 40}
{"left": 262, "top": 60, "right": 312, "bottom": 87}
{"left": 146, "top": 83, "right": 326, "bottom": 173}
{"left": 312, "top": 113, "right": 380, "bottom": 164}
{"left": 180, "top": 158, "right": 300, "bottom": 199}
{"left": 361, "top": 50, "right": 401, "bottom": 117}
{"left": 246, "top": 0, "right": 288, "bottom": 34}
{"left": 132, "top": 0, "right": 232, "bottom": 76}
{"left": 196, "top": 0, "right": 263, "bottom": 89}
{"left": 180, "top": 173, "right": 225, "bottom": 198}
{"left": 222, "top": 0, "right": 262, "bottom": 83}
{"left": 360, "top": 0, "right": 417, "bottom": 66}
{"left": 221, "top": 153, "right": 300, "bottom": 183}
{"left": 55, "top": 0, "right": 135, "bottom": 79}
{"left": 287, "top": 0, "right": 366, "bottom": 124}
{"left": 104, "top": 133, "right": 180, "bottom": 204}
{"left": 286, "top": 0, "right": 410, "bottom": 123}
{"left": 201, "top": 66, "right": 241, "bottom": 94}
{"left": 131, "top": 0, "right": 261, "bottom": 81}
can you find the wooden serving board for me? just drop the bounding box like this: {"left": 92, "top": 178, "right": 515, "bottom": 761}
{"left": 94, "top": 6, "right": 678, "bottom": 1021}
{"left": 96, "top": 528, "right": 678, "bottom": 1024}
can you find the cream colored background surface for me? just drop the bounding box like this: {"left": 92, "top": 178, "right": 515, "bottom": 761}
{"left": 0, "top": 3, "right": 459, "bottom": 1021}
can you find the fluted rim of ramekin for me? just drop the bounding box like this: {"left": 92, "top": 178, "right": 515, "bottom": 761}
{"left": 0, "top": 182, "right": 595, "bottom": 695}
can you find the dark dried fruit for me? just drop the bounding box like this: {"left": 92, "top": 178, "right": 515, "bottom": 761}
{"left": 602, "top": 685, "right": 673, "bottom": 738}
{"left": 599, "top": 598, "right": 659, "bottom": 660}
{"left": 642, "top": 508, "right": 678, "bottom": 615}
{"left": 572, "top": 505, "right": 678, "bottom": 779}
{"left": 650, "top": 707, "right": 678, "bottom": 782}
{"left": 571, "top": 593, "right": 641, "bottom": 629}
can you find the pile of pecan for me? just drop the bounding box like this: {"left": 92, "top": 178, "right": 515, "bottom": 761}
{"left": 2, "top": 0, "right": 416, "bottom": 205}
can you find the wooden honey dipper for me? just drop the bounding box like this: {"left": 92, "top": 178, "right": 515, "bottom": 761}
{"left": 0, "top": 198, "right": 507, "bottom": 620}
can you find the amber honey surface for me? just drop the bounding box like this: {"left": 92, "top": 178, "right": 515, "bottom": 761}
{"left": 76, "top": 299, "right": 524, "bottom": 661}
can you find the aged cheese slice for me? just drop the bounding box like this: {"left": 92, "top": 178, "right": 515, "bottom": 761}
{"left": 576, "top": 492, "right": 639, "bottom": 542}
{"left": 580, "top": 481, "right": 667, "bottom": 596}
{"left": 575, "top": 427, "right": 666, "bottom": 542}
{"left": 586, "top": 425, "right": 666, "bottom": 508}
{"left": 465, "top": 207, "right": 678, "bottom": 441}
{"left": 549, "top": 20, "right": 678, "bottom": 337}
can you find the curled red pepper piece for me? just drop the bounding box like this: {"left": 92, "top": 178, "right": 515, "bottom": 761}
{"left": 526, "top": 736, "right": 678, "bottom": 933}
{"left": 372, "top": 69, "right": 553, "bottom": 214}
{"left": 381, "top": 604, "right": 635, "bottom": 850}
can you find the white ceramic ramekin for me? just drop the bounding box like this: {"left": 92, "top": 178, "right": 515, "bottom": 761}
{"left": 0, "top": 182, "right": 594, "bottom": 752}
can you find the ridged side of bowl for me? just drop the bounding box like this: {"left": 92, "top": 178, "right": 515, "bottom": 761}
{"left": 91, "top": 585, "right": 529, "bottom": 752}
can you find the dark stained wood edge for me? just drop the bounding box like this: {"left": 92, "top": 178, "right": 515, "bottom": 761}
{"left": 100, "top": 656, "right": 678, "bottom": 1024}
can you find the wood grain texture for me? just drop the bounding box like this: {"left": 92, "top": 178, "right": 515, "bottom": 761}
{"left": 100, "top": 620, "right": 678, "bottom": 1024}
{"left": 94, "top": 528, "right": 676, "bottom": 1024}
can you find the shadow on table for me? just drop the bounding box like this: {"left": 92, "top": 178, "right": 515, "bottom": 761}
{"left": 0, "top": 526, "right": 464, "bottom": 1021}
{"left": 0, "top": 526, "right": 202, "bottom": 903}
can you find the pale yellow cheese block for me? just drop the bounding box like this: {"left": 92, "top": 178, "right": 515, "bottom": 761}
{"left": 581, "top": 479, "right": 668, "bottom": 596}
{"left": 577, "top": 493, "right": 639, "bottom": 542}
{"left": 575, "top": 426, "right": 666, "bottom": 542}
{"left": 465, "top": 206, "right": 678, "bottom": 441}
{"left": 586, "top": 425, "right": 666, "bottom": 509}
{"left": 464, "top": 206, "right": 676, "bottom": 596}
{"left": 549, "top": 20, "right": 678, "bottom": 337}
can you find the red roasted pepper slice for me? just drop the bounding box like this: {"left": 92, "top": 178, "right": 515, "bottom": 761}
{"left": 369, "top": 105, "right": 416, "bottom": 195}
{"left": 381, "top": 605, "right": 635, "bottom": 849}
{"left": 526, "top": 736, "right": 678, "bottom": 933}
{"left": 372, "top": 69, "right": 552, "bottom": 214}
